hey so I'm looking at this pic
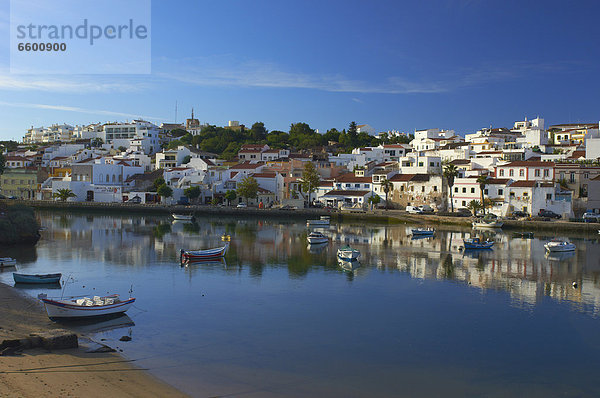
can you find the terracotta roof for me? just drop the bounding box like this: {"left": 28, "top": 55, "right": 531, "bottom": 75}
{"left": 567, "top": 151, "right": 586, "bottom": 159}
{"left": 251, "top": 172, "right": 276, "bottom": 178}
{"left": 231, "top": 162, "right": 264, "bottom": 169}
{"left": 257, "top": 187, "right": 274, "bottom": 194}
{"left": 335, "top": 175, "right": 372, "bottom": 183}
{"left": 389, "top": 174, "right": 430, "bottom": 182}
{"left": 239, "top": 150, "right": 262, "bottom": 154}
{"left": 450, "top": 159, "right": 470, "bottom": 165}
{"left": 509, "top": 180, "right": 536, "bottom": 188}
{"left": 486, "top": 178, "right": 511, "bottom": 185}
{"left": 323, "top": 190, "right": 371, "bottom": 197}
{"left": 166, "top": 167, "right": 190, "bottom": 171}
{"left": 499, "top": 161, "right": 555, "bottom": 167}
{"left": 383, "top": 144, "right": 407, "bottom": 149}
{"left": 319, "top": 181, "right": 334, "bottom": 187}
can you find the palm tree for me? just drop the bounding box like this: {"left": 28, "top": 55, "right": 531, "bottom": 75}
{"left": 381, "top": 178, "right": 393, "bottom": 210}
{"left": 467, "top": 200, "right": 482, "bottom": 216}
{"left": 476, "top": 175, "right": 489, "bottom": 214}
{"left": 443, "top": 164, "right": 459, "bottom": 212}
{"left": 53, "top": 188, "right": 76, "bottom": 202}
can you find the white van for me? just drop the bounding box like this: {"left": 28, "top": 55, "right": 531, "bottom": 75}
{"left": 406, "top": 206, "right": 423, "bottom": 214}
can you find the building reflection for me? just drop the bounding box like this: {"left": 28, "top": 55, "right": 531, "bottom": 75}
{"left": 37, "top": 211, "right": 600, "bottom": 315}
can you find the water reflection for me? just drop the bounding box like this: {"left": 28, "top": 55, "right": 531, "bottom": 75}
{"left": 30, "top": 210, "right": 600, "bottom": 316}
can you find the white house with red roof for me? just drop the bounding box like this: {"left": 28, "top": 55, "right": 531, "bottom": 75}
{"left": 5, "top": 156, "right": 32, "bottom": 169}
{"left": 450, "top": 177, "right": 510, "bottom": 214}
{"left": 399, "top": 154, "right": 442, "bottom": 175}
{"left": 505, "top": 180, "right": 572, "bottom": 217}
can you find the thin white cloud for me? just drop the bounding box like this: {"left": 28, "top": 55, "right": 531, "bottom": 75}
{"left": 351, "top": 98, "right": 364, "bottom": 103}
{"left": 0, "top": 101, "right": 165, "bottom": 121}
{"left": 0, "top": 71, "right": 149, "bottom": 92}
{"left": 155, "top": 57, "right": 561, "bottom": 95}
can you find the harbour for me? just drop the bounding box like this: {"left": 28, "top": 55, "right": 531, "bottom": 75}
{"left": 1, "top": 210, "right": 600, "bottom": 397}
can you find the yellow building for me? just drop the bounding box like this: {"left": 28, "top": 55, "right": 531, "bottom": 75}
{"left": 0, "top": 167, "right": 48, "bottom": 199}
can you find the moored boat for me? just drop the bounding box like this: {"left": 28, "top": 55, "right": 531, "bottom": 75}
{"left": 307, "top": 232, "right": 329, "bottom": 244}
{"left": 0, "top": 257, "right": 16, "bottom": 268}
{"left": 472, "top": 218, "right": 504, "bottom": 229}
{"left": 13, "top": 273, "right": 62, "bottom": 284}
{"left": 463, "top": 238, "right": 494, "bottom": 250}
{"left": 180, "top": 243, "right": 229, "bottom": 262}
{"left": 38, "top": 293, "right": 135, "bottom": 319}
{"left": 172, "top": 214, "right": 194, "bottom": 221}
{"left": 411, "top": 228, "right": 435, "bottom": 236}
{"left": 337, "top": 246, "right": 360, "bottom": 261}
{"left": 544, "top": 240, "right": 576, "bottom": 252}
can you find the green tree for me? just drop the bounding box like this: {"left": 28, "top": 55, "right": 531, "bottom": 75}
{"left": 152, "top": 177, "right": 165, "bottom": 191}
{"left": 91, "top": 138, "right": 103, "bottom": 148}
{"left": 171, "top": 128, "right": 188, "bottom": 138}
{"left": 250, "top": 122, "right": 268, "bottom": 141}
{"left": 53, "top": 188, "right": 76, "bottom": 202}
{"left": 443, "top": 164, "right": 459, "bottom": 212}
{"left": 184, "top": 186, "right": 201, "bottom": 203}
{"left": 118, "top": 146, "right": 127, "bottom": 152}
{"left": 347, "top": 121, "right": 359, "bottom": 147}
{"left": 167, "top": 139, "right": 183, "bottom": 150}
{"left": 224, "top": 190, "right": 237, "bottom": 206}
{"left": 381, "top": 178, "right": 393, "bottom": 210}
{"left": 182, "top": 155, "right": 191, "bottom": 164}
{"left": 367, "top": 194, "right": 381, "bottom": 209}
{"left": 157, "top": 184, "right": 173, "bottom": 203}
{"left": 301, "top": 162, "right": 321, "bottom": 204}
{"left": 476, "top": 175, "right": 489, "bottom": 214}
{"left": 236, "top": 176, "right": 259, "bottom": 204}
{"left": 0, "top": 153, "right": 5, "bottom": 176}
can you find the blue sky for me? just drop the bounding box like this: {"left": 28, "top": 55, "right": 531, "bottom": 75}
{"left": 0, "top": 0, "right": 599, "bottom": 140}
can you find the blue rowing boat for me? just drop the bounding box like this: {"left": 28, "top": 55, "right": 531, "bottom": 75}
{"left": 13, "top": 273, "right": 62, "bottom": 284}
{"left": 463, "top": 238, "right": 494, "bottom": 250}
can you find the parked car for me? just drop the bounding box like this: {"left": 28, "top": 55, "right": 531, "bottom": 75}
{"left": 583, "top": 211, "right": 600, "bottom": 222}
{"left": 406, "top": 206, "right": 423, "bottom": 214}
{"left": 512, "top": 210, "right": 529, "bottom": 218}
{"left": 236, "top": 203, "right": 247, "bottom": 208}
{"left": 538, "top": 209, "right": 561, "bottom": 219}
{"left": 417, "top": 205, "right": 434, "bottom": 213}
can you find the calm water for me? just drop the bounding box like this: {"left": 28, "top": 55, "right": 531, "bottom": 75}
{"left": 2, "top": 210, "right": 600, "bottom": 397}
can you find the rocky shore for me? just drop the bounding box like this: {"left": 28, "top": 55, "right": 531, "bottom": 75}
{"left": 0, "top": 282, "right": 188, "bottom": 397}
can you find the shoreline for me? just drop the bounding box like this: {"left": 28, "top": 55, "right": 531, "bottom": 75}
{"left": 0, "top": 281, "right": 188, "bottom": 398}
{"left": 18, "top": 199, "right": 600, "bottom": 234}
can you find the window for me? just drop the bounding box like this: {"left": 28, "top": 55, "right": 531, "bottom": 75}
{"left": 421, "top": 186, "right": 425, "bottom": 192}
{"left": 419, "top": 162, "right": 424, "bottom": 167}
{"left": 559, "top": 172, "right": 565, "bottom": 180}
{"left": 498, "top": 189, "right": 503, "bottom": 195}
{"left": 484, "top": 189, "right": 488, "bottom": 195}
{"left": 462, "top": 187, "right": 466, "bottom": 193}
{"left": 433, "top": 186, "right": 438, "bottom": 192}
{"left": 510, "top": 192, "right": 515, "bottom": 197}
{"left": 462, "top": 200, "right": 466, "bottom": 206}
{"left": 499, "top": 170, "right": 504, "bottom": 177}
{"left": 544, "top": 169, "right": 549, "bottom": 178}
{"left": 345, "top": 184, "right": 351, "bottom": 188}
{"left": 355, "top": 184, "right": 360, "bottom": 188}
{"left": 471, "top": 188, "right": 475, "bottom": 193}
{"left": 546, "top": 193, "right": 552, "bottom": 200}
{"left": 570, "top": 172, "right": 575, "bottom": 183}
{"left": 364, "top": 184, "right": 369, "bottom": 188}
{"left": 430, "top": 162, "right": 435, "bottom": 167}
{"left": 519, "top": 169, "right": 524, "bottom": 177}
{"left": 523, "top": 192, "right": 528, "bottom": 197}
{"left": 535, "top": 169, "right": 540, "bottom": 177}
{"left": 584, "top": 173, "right": 590, "bottom": 179}
{"left": 509, "top": 170, "right": 514, "bottom": 177}
{"left": 454, "top": 187, "right": 458, "bottom": 193}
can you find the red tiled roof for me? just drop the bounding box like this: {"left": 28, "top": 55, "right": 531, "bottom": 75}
{"left": 509, "top": 180, "right": 536, "bottom": 187}
{"left": 486, "top": 178, "right": 511, "bottom": 185}
{"left": 499, "top": 161, "right": 555, "bottom": 167}
{"left": 251, "top": 172, "right": 276, "bottom": 178}
{"left": 335, "top": 175, "right": 372, "bottom": 183}
{"left": 231, "top": 162, "right": 264, "bottom": 169}
{"left": 389, "top": 174, "right": 430, "bottom": 182}
{"left": 323, "top": 190, "right": 371, "bottom": 197}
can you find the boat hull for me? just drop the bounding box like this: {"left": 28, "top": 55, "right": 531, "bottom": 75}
{"left": 544, "top": 244, "right": 575, "bottom": 252}
{"left": 337, "top": 250, "right": 360, "bottom": 261}
{"left": 172, "top": 214, "right": 194, "bottom": 221}
{"left": 14, "top": 273, "right": 62, "bottom": 284}
{"left": 411, "top": 229, "right": 434, "bottom": 236}
{"left": 0, "top": 258, "right": 16, "bottom": 267}
{"left": 472, "top": 222, "right": 504, "bottom": 228}
{"left": 41, "top": 298, "right": 135, "bottom": 319}
{"left": 307, "top": 237, "right": 328, "bottom": 244}
{"left": 181, "top": 245, "right": 228, "bottom": 261}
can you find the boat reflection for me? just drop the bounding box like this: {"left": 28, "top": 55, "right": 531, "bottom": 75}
{"left": 338, "top": 258, "right": 361, "bottom": 272}
{"left": 55, "top": 313, "right": 135, "bottom": 335}
{"left": 13, "top": 282, "right": 62, "bottom": 290}
{"left": 307, "top": 242, "right": 328, "bottom": 254}
{"left": 181, "top": 257, "right": 227, "bottom": 268}
{"left": 545, "top": 251, "right": 576, "bottom": 262}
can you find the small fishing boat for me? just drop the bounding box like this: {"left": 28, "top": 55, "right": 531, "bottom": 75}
{"left": 13, "top": 273, "right": 62, "bottom": 284}
{"left": 411, "top": 228, "right": 435, "bottom": 236}
{"left": 172, "top": 214, "right": 194, "bottom": 221}
{"left": 180, "top": 244, "right": 229, "bottom": 262}
{"left": 544, "top": 240, "right": 576, "bottom": 252}
{"left": 307, "top": 232, "right": 329, "bottom": 244}
{"left": 337, "top": 246, "right": 360, "bottom": 261}
{"left": 463, "top": 238, "right": 494, "bottom": 250}
{"left": 512, "top": 232, "right": 534, "bottom": 239}
{"left": 472, "top": 217, "right": 504, "bottom": 229}
{"left": 38, "top": 293, "right": 135, "bottom": 319}
{"left": 306, "top": 216, "right": 330, "bottom": 227}
{"left": 0, "top": 257, "right": 16, "bottom": 268}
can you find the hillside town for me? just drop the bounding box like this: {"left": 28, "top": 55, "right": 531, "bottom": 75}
{"left": 3, "top": 114, "right": 600, "bottom": 219}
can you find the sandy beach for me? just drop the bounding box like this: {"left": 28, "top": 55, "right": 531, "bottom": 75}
{"left": 0, "top": 281, "right": 188, "bottom": 398}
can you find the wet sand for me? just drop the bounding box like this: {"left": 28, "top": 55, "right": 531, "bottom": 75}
{"left": 0, "top": 281, "right": 188, "bottom": 398}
